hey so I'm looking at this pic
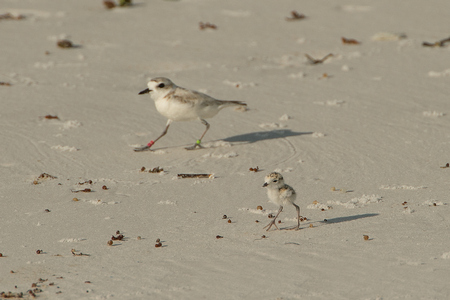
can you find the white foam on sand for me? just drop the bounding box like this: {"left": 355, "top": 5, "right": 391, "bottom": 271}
{"left": 328, "top": 194, "right": 382, "bottom": 209}
{"left": 380, "top": 185, "right": 427, "bottom": 190}
{"left": 51, "top": 145, "right": 79, "bottom": 152}
{"left": 61, "top": 120, "right": 82, "bottom": 130}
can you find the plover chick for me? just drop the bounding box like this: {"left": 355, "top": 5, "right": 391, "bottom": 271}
{"left": 135, "top": 77, "right": 247, "bottom": 151}
{"left": 262, "top": 172, "right": 300, "bottom": 231}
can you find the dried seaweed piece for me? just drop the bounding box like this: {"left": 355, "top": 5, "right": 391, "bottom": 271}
{"left": 71, "top": 188, "right": 92, "bottom": 193}
{"left": 199, "top": 22, "right": 217, "bottom": 30}
{"left": 305, "top": 53, "right": 333, "bottom": 64}
{"left": 148, "top": 167, "right": 164, "bottom": 173}
{"left": 249, "top": 166, "right": 260, "bottom": 172}
{"left": 33, "top": 173, "right": 57, "bottom": 185}
{"left": 71, "top": 249, "right": 90, "bottom": 256}
{"left": 38, "top": 173, "right": 57, "bottom": 179}
{"left": 422, "top": 37, "right": 450, "bottom": 48}
{"left": 44, "top": 115, "right": 59, "bottom": 120}
{"left": 0, "top": 82, "right": 11, "bottom": 86}
{"left": 111, "top": 234, "right": 124, "bottom": 240}
{"left": 286, "top": 11, "right": 306, "bottom": 21}
{"left": 177, "top": 173, "right": 213, "bottom": 178}
{"left": 342, "top": 37, "right": 361, "bottom": 44}
{"left": 78, "top": 180, "right": 92, "bottom": 185}
{"left": 0, "top": 13, "right": 25, "bottom": 21}
{"left": 0, "top": 291, "right": 25, "bottom": 298}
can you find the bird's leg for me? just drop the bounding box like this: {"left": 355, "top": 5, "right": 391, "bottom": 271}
{"left": 185, "top": 119, "right": 210, "bottom": 150}
{"left": 263, "top": 206, "right": 283, "bottom": 231}
{"left": 288, "top": 203, "right": 301, "bottom": 230}
{"left": 134, "top": 119, "right": 172, "bottom": 152}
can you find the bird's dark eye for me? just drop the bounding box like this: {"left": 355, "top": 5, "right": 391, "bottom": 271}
{"left": 273, "top": 180, "right": 278, "bottom": 183}
{"left": 158, "top": 83, "right": 165, "bottom": 88}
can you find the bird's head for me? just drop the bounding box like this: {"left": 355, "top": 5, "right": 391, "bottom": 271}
{"left": 263, "top": 172, "right": 284, "bottom": 188}
{"left": 138, "top": 77, "right": 175, "bottom": 100}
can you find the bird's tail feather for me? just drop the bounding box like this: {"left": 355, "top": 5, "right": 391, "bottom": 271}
{"left": 219, "top": 100, "right": 247, "bottom": 107}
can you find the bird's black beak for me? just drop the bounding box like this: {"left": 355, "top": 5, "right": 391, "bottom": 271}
{"left": 263, "top": 182, "right": 268, "bottom": 187}
{"left": 138, "top": 88, "right": 151, "bottom": 95}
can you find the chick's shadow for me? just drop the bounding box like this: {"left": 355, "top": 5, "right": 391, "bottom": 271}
{"left": 320, "top": 213, "right": 379, "bottom": 224}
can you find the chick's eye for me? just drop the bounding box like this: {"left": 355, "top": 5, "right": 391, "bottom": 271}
{"left": 158, "top": 83, "right": 165, "bottom": 88}
{"left": 273, "top": 180, "right": 278, "bottom": 183}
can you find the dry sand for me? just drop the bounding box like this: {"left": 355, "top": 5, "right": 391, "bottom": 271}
{"left": 1, "top": 0, "right": 450, "bottom": 299}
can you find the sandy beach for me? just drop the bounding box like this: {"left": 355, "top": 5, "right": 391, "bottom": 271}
{"left": 1, "top": 0, "right": 450, "bottom": 299}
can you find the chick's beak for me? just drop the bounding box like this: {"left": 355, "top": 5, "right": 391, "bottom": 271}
{"left": 138, "top": 88, "right": 151, "bottom": 95}
{"left": 262, "top": 182, "right": 268, "bottom": 187}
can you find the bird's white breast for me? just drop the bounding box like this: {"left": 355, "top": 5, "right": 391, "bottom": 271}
{"left": 267, "top": 186, "right": 296, "bottom": 206}
{"left": 154, "top": 95, "right": 199, "bottom": 121}
{"left": 267, "top": 188, "right": 282, "bottom": 205}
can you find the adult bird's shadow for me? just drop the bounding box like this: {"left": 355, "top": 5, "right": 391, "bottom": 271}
{"left": 136, "top": 129, "right": 311, "bottom": 151}
{"left": 222, "top": 129, "right": 313, "bottom": 144}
